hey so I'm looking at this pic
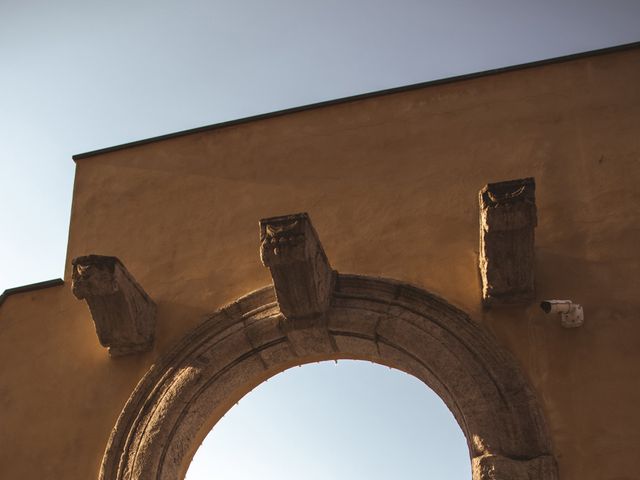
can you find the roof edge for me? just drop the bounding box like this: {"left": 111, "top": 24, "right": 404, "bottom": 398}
{"left": 73, "top": 40, "right": 640, "bottom": 161}
{"left": 0, "top": 279, "right": 65, "bottom": 307}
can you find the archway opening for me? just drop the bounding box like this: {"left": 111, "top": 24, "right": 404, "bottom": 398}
{"left": 185, "top": 360, "right": 471, "bottom": 480}
{"left": 100, "top": 276, "right": 557, "bottom": 480}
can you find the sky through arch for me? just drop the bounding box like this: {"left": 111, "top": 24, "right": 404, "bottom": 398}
{"left": 186, "top": 360, "right": 471, "bottom": 480}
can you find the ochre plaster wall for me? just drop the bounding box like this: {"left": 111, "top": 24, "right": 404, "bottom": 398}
{"left": 1, "top": 46, "right": 639, "bottom": 479}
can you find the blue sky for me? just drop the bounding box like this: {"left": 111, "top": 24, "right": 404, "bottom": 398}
{"left": 186, "top": 361, "right": 471, "bottom": 479}
{"left": 1, "top": 1, "right": 639, "bottom": 478}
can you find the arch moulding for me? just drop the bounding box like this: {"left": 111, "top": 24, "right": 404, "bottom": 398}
{"left": 100, "top": 274, "right": 558, "bottom": 480}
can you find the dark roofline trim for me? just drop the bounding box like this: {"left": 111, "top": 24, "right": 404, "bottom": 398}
{"left": 73, "top": 40, "right": 640, "bottom": 161}
{"left": 0, "top": 279, "right": 64, "bottom": 307}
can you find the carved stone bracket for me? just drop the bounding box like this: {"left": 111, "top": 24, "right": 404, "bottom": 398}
{"left": 260, "top": 213, "right": 335, "bottom": 319}
{"left": 479, "top": 177, "right": 537, "bottom": 306}
{"left": 71, "top": 255, "right": 157, "bottom": 356}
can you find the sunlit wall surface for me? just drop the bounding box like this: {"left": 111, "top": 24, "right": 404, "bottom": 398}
{"left": 186, "top": 360, "right": 470, "bottom": 480}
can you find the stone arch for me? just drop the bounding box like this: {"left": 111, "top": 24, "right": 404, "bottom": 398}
{"left": 100, "top": 275, "right": 558, "bottom": 480}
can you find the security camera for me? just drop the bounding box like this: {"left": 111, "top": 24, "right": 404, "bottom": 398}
{"left": 540, "top": 300, "right": 572, "bottom": 314}
{"left": 540, "top": 300, "right": 584, "bottom": 328}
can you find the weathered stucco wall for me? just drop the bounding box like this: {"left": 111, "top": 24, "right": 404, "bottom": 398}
{"left": 1, "top": 45, "right": 639, "bottom": 479}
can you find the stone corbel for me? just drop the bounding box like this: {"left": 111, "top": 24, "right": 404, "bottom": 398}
{"left": 479, "top": 177, "right": 537, "bottom": 306}
{"left": 260, "top": 213, "right": 335, "bottom": 319}
{"left": 72, "top": 255, "right": 157, "bottom": 356}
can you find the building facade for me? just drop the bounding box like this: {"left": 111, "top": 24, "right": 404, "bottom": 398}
{"left": 1, "top": 44, "right": 639, "bottom": 479}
